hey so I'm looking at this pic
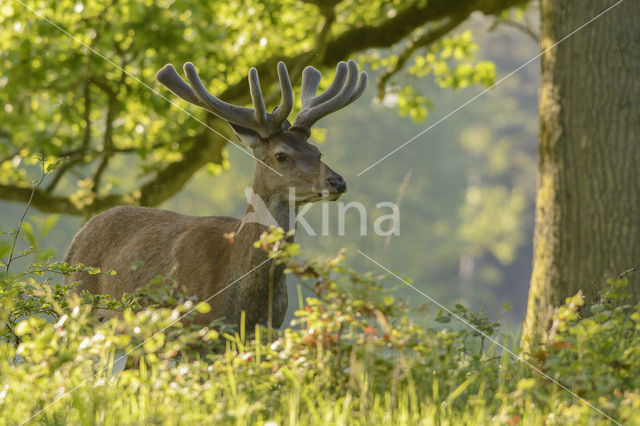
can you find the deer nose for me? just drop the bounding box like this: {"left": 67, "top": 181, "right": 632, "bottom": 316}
{"left": 327, "top": 176, "right": 347, "bottom": 193}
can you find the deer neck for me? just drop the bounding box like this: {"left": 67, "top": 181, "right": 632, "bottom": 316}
{"left": 240, "top": 166, "right": 292, "bottom": 232}
{"left": 227, "top": 170, "right": 291, "bottom": 329}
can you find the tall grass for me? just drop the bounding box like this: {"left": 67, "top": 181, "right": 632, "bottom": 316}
{"left": 1, "top": 230, "right": 638, "bottom": 425}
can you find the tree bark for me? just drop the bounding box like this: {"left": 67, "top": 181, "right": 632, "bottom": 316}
{"left": 523, "top": 0, "right": 640, "bottom": 347}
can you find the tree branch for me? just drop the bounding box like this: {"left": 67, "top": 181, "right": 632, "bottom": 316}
{"left": 219, "top": 0, "right": 528, "bottom": 102}
{"left": 46, "top": 56, "right": 94, "bottom": 193}
{"left": 312, "top": 2, "right": 337, "bottom": 64}
{"left": 5, "top": 156, "right": 48, "bottom": 278}
{"left": 45, "top": 154, "right": 83, "bottom": 192}
{"left": 78, "top": 118, "right": 230, "bottom": 215}
{"left": 91, "top": 92, "right": 118, "bottom": 194}
{"left": 0, "top": 120, "right": 229, "bottom": 216}
{"left": 376, "top": 14, "right": 468, "bottom": 100}
{"left": 133, "top": 120, "right": 230, "bottom": 208}
{"left": 7, "top": 0, "right": 527, "bottom": 216}
{"left": 0, "top": 184, "right": 81, "bottom": 215}
{"left": 491, "top": 19, "right": 539, "bottom": 42}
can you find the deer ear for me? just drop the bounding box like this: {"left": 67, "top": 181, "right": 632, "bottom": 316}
{"left": 228, "top": 122, "right": 262, "bottom": 149}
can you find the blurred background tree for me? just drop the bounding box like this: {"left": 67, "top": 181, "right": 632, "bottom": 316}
{"left": 1, "top": 0, "right": 540, "bottom": 326}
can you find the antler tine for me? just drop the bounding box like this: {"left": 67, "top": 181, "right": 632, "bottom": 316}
{"left": 300, "top": 66, "right": 322, "bottom": 108}
{"left": 156, "top": 64, "right": 208, "bottom": 108}
{"left": 292, "top": 60, "right": 367, "bottom": 132}
{"left": 158, "top": 62, "right": 292, "bottom": 139}
{"left": 248, "top": 68, "right": 267, "bottom": 127}
{"left": 158, "top": 60, "right": 363, "bottom": 139}
{"left": 308, "top": 61, "right": 348, "bottom": 108}
{"left": 183, "top": 62, "right": 260, "bottom": 133}
{"left": 343, "top": 70, "right": 368, "bottom": 106}
{"left": 272, "top": 61, "right": 293, "bottom": 123}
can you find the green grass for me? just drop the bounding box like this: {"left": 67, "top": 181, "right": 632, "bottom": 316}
{"left": 1, "top": 232, "right": 639, "bottom": 425}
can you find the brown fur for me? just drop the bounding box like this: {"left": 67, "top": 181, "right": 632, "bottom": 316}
{"left": 64, "top": 128, "right": 345, "bottom": 331}
{"left": 65, "top": 60, "right": 365, "bottom": 330}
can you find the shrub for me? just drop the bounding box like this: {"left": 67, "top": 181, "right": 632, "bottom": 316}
{"left": 0, "top": 228, "right": 638, "bottom": 425}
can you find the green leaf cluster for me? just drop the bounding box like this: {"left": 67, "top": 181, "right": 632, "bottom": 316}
{"left": 1, "top": 228, "right": 638, "bottom": 424}
{"left": 0, "top": 0, "right": 525, "bottom": 214}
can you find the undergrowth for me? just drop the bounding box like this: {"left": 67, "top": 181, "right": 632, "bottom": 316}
{"left": 0, "top": 228, "right": 639, "bottom": 425}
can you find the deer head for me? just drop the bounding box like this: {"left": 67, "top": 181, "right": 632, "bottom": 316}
{"left": 156, "top": 60, "right": 367, "bottom": 206}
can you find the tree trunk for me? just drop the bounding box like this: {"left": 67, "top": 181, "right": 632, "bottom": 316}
{"left": 523, "top": 0, "right": 640, "bottom": 347}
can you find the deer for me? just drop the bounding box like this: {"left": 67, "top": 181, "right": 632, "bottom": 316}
{"left": 64, "top": 59, "right": 367, "bottom": 332}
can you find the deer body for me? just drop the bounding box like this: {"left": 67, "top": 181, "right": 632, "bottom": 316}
{"left": 66, "top": 205, "right": 288, "bottom": 328}
{"left": 64, "top": 59, "right": 367, "bottom": 330}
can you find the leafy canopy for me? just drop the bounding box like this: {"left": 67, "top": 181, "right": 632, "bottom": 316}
{"left": 0, "top": 0, "right": 526, "bottom": 215}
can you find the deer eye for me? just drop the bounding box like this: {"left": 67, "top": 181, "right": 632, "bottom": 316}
{"left": 275, "top": 153, "right": 288, "bottom": 162}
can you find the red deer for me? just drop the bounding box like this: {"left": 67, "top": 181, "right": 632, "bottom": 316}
{"left": 64, "top": 60, "right": 367, "bottom": 331}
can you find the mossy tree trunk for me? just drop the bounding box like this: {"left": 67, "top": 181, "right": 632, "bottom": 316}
{"left": 523, "top": 0, "right": 640, "bottom": 347}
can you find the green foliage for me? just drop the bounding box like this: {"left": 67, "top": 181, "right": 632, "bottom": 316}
{"left": 398, "top": 29, "right": 496, "bottom": 122}
{"left": 1, "top": 229, "right": 638, "bottom": 424}
{"left": 1, "top": 1, "right": 539, "bottom": 324}
{"left": 537, "top": 279, "right": 640, "bottom": 419}
{"left": 1, "top": 0, "right": 251, "bottom": 203}
{"left": 396, "top": 86, "right": 433, "bottom": 122}
{"left": 361, "top": 29, "right": 496, "bottom": 123}
{"left": 0, "top": 0, "right": 524, "bottom": 214}
{"left": 409, "top": 30, "right": 496, "bottom": 90}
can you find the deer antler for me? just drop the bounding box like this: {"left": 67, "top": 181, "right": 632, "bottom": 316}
{"left": 156, "top": 62, "right": 293, "bottom": 138}
{"left": 156, "top": 60, "right": 366, "bottom": 139}
{"left": 291, "top": 60, "right": 367, "bottom": 136}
